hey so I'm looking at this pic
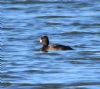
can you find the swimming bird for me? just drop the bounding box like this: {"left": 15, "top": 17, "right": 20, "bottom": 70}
{"left": 40, "top": 36, "right": 73, "bottom": 52}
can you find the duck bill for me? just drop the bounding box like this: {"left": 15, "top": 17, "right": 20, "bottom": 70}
{"left": 39, "top": 39, "right": 42, "bottom": 43}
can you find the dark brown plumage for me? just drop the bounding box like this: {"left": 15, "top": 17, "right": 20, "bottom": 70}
{"left": 40, "top": 36, "right": 73, "bottom": 52}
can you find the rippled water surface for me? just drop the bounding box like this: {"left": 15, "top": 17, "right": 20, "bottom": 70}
{"left": 0, "top": 0, "right": 100, "bottom": 89}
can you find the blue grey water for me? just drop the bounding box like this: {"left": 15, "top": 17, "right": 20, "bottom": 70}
{"left": 0, "top": 0, "right": 100, "bottom": 89}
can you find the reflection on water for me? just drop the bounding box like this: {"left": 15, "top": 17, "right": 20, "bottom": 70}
{"left": 0, "top": 0, "right": 100, "bottom": 89}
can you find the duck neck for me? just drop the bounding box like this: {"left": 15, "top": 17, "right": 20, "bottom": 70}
{"left": 43, "top": 44, "right": 48, "bottom": 48}
{"left": 43, "top": 40, "right": 49, "bottom": 47}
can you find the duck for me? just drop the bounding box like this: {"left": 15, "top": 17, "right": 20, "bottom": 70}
{"left": 39, "top": 36, "right": 73, "bottom": 52}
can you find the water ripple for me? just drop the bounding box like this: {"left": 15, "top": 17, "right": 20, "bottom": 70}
{"left": 1, "top": 0, "right": 100, "bottom": 89}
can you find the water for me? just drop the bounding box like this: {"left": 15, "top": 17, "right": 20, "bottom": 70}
{"left": 0, "top": 0, "right": 100, "bottom": 89}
